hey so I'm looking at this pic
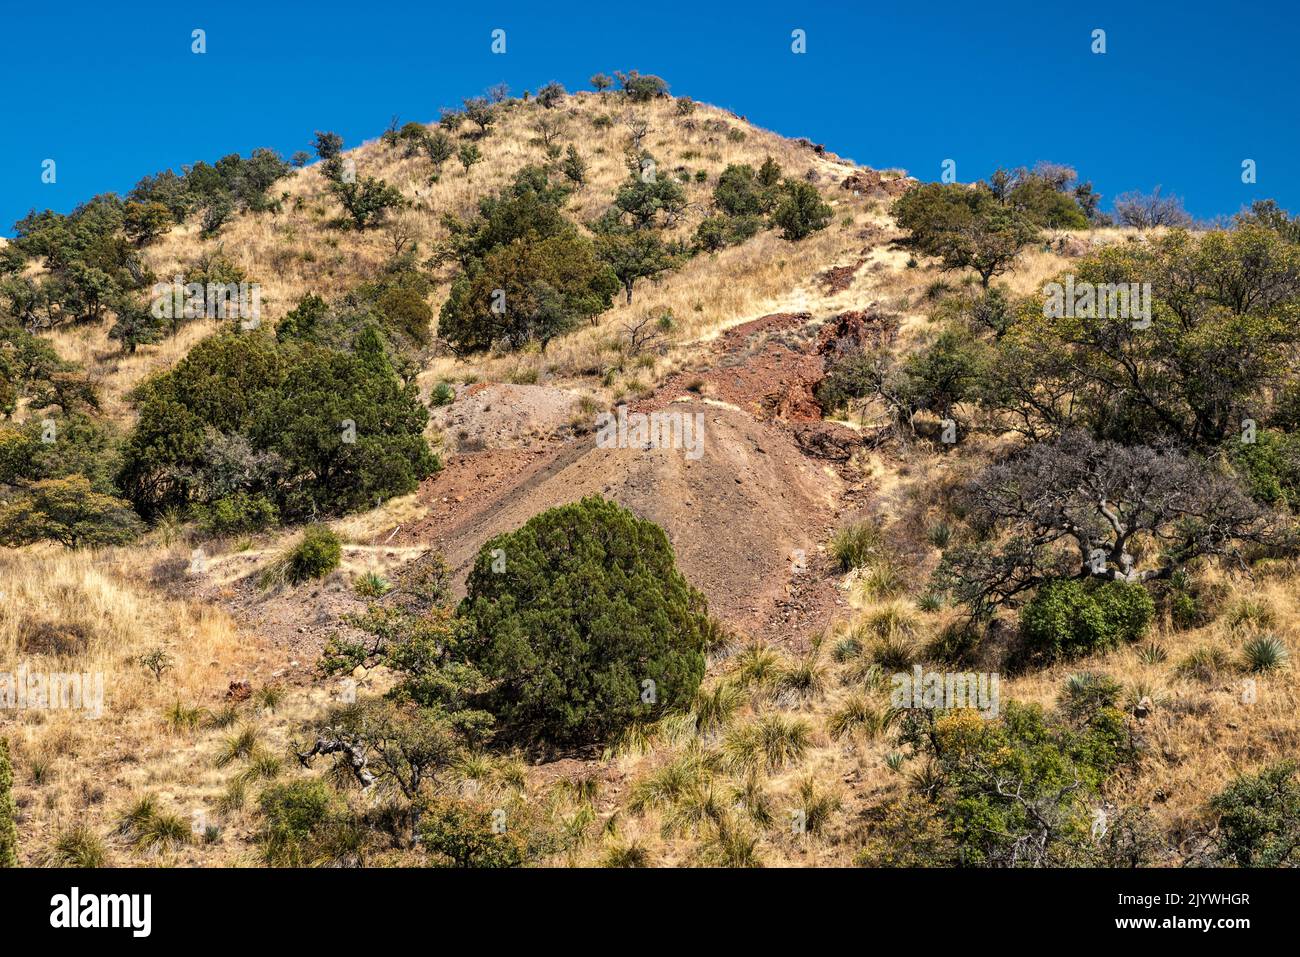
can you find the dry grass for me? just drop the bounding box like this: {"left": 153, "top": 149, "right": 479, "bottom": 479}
{"left": 0, "top": 545, "right": 309, "bottom": 866}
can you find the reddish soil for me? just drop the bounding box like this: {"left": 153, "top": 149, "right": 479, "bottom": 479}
{"left": 382, "top": 309, "right": 898, "bottom": 645}
{"left": 816, "top": 260, "right": 865, "bottom": 294}
{"left": 636, "top": 312, "right": 825, "bottom": 423}
{"left": 396, "top": 404, "right": 848, "bottom": 643}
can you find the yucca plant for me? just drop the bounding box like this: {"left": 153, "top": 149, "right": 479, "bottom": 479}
{"left": 907, "top": 760, "right": 945, "bottom": 800}
{"left": 253, "top": 684, "right": 284, "bottom": 712}
{"left": 215, "top": 726, "right": 260, "bottom": 768}
{"left": 206, "top": 703, "right": 240, "bottom": 729}
{"left": 1136, "top": 641, "right": 1168, "bottom": 666}
{"left": 1242, "top": 633, "right": 1290, "bottom": 673}
{"left": 1226, "top": 595, "right": 1277, "bottom": 632}
{"left": 926, "top": 521, "right": 953, "bottom": 548}
{"left": 831, "top": 634, "right": 863, "bottom": 663}
{"left": 353, "top": 571, "right": 391, "bottom": 598}
{"left": 884, "top": 751, "right": 906, "bottom": 773}
{"left": 917, "top": 591, "right": 946, "bottom": 612}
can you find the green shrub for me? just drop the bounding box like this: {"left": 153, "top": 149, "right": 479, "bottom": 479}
{"left": 816, "top": 351, "right": 882, "bottom": 413}
{"left": 195, "top": 491, "right": 279, "bottom": 537}
{"left": 771, "top": 180, "right": 833, "bottom": 241}
{"left": 1020, "top": 578, "right": 1154, "bottom": 661}
{"left": 420, "top": 798, "right": 526, "bottom": 867}
{"left": 1210, "top": 762, "right": 1300, "bottom": 866}
{"left": 1229, "top": 429, "right": 1300, "bottom": 508}
{"left": 0, "top": 738, "right": 17, "bottom": 867}
{"left": 262, "top": 525, "right": 341, "bottom": 587}
{"left": 457, "top": 496, "right": 709, "bottom": 746}
{"left": 256, "top": 780, "right": 358, "bottom": 867}
{"left": 119, "top": 331, "right": 438, "bottom": 521}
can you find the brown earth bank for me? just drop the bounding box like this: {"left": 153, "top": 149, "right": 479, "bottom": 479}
{"left": 385, "top": 308, "right": 902, "bottom": 644}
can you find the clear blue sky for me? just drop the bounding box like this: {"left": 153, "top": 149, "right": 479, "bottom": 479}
{"left": 2, "top": 0, "right": 1296, "bottom": 234}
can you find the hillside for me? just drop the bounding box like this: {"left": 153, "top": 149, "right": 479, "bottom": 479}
{"left": 3, "top": 74, "right": 1300, "bottom": 872}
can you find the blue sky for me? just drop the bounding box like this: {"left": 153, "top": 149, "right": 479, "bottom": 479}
{"left": 2, "top": 0, "right": 1296, "bottom": 234}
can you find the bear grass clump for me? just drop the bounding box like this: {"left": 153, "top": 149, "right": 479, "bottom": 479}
{"left": 1019, "top": 578, "right": 1154, "bottom": 662}
{"left": 457, "top": 495, "right": 709, "bottom": 747}
{"left": 260, "top": 525, "right": 342, "bottom": 588}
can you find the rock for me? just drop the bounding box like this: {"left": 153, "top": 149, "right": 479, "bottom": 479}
{"left": 840, "top": 168, "right": 917, "bottom": 199}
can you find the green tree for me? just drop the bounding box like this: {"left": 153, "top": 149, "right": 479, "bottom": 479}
{"left": 898, "top": 701, "right": 1134, "bottom": 867}
{"left": 108, "top": 297, "right": 166, "bottom": 355}
{"left": 0, "top": 475, "right": 142, "bottom": 548}
{"left": 536, "top": 81, "right": 566, "bottom": 108}
{"left": 421, "top": 798, "right": 526, "bottom": 867}
{"left": 122, "top": 201, "right": 173, "bottom": 245}
{"left": 986, "top": 226, "right": 1300, "bottom": 446}
{"left": 595, "top": 224, "right": 673, "bottom": 304}
{"left": 771, "top": 179, "right": 833, "bottom": 241}
{"left": 458, "top": 143, "right": 481, "bottom": 173}
{"left": 331, "top": 176, "right": 405, "bottom": 230}
{"left": 894, "top": 183, "right": 1040, "bottom": 287}
{"left": 457, "top": 496, "right": 710, "bottom": 746}
{"left": 461, "top": 97, "right": 496, "bottom": 136}
{"left": 250, "top": 342, "right": 439, "bottom": 516}
{"left": 424, "top": 130, "right": 455, "bottom": 175}
{"left": 439, "top": 233, "right": 617, "bottom": 353}
{"left": 612, "top": 158, "right": 686, "bottom": 229}
{"left": 616, "top": 70, "right": 669, "bottom": 102}
{"left": 119, "top": 332, "right": 436, "bottom": 519}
